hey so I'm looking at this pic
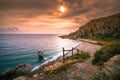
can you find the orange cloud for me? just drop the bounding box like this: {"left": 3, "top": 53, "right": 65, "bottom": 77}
{"left": 0, "top": 0, "right": 120, "bottom": 34}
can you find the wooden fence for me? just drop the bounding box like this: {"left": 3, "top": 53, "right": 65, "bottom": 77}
{"left": 62, "top": 47, "right": 82, "bottom": 61}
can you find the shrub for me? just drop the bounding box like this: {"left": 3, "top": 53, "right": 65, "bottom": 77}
{"left": 92, "top": 42, "right": 120, "bottom": 65}
{"left": 66, "top": 52, "right": 90, "bottom": 60}
{"left": 93, "top": 72, "right": 108, "bottom": 80}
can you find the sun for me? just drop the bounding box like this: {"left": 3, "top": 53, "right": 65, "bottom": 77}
{"left": 59, "top": 6, "right": 65, "bottom": 13}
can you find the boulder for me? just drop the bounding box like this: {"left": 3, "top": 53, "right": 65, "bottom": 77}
{"left": 103, "top": 54, "right": 120, "bottom": 80}
{"left": 15, "top": 64, "right": 32, "bottom": 72}
{"left": 13, "top": 76, "right": 26, "bottom": 80}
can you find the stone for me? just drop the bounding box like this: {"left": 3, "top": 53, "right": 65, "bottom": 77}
{"left": 33, "top": 74, "right": 38, "bottom": 78}
{"left": 15, "top": 64, "right": 32, "bottom": 72}
{"left": 103, "top": 55, "right": 120, "bottom": 79}
{"left": 13, "top": 76, "right": 25, "bottom": 80}
{"left": 40, "top": 73, "right": 43, "bottom": 76}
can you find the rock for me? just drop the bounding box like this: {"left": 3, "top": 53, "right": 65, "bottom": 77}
{"left": 40, "top": 73, "right": 43, "bottom": 76}
{"left": 67, "top": 63, "right": 100, "bottom": 80}
{"left": 103, "top": 54, "right": 120, "bottom": 80}
{"left": 13, "top": 76, "right": 26, "bottom": 80}
{"left": 15, "top": 64, "right": 32, "bottom": 72}
{"left": 37, "top": 51, "right": 44, "bottom": 58}
{"left": 33, "top": 74, "right": 38, "bottom": 78}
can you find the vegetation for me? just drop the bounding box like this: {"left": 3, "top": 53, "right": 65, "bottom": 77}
{"left": 93, "top": 72, "right": 108, "bottom": 80}
{"left": 93, "top": 54, "right": 120, "bottom": 80}
{"left": 90, "top": 36, "right": 120, "bottom": 41}
{"left": 92, "top": 42, "right": 120, "bottom": 65}
{"left": 66, "top": 52, "right": 90, "bottom": 60}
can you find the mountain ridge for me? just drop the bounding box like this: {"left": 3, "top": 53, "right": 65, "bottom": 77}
{"left": 62, "top": 13, "right": 120, "bottom": 39}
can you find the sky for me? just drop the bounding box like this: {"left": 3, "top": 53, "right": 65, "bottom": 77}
{"left": 0, "top": 0, "right": 120, "bottom": 34}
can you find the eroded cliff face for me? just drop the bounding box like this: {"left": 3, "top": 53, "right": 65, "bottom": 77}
{"left": 65, "top": 13, "right": 120, "bottom": 39}
{"left": 103, "top": 54, "right": 120, "bottom": 80}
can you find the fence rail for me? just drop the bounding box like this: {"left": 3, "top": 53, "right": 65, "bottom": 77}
{"left": 62, "top": 47, "right": 82, "bottom": 61}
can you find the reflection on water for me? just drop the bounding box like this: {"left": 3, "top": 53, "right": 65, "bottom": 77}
{"left": 0, "top": 34, "right": 79, "bottom": 73}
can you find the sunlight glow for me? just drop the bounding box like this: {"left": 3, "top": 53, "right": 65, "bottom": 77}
{"left": 59, "top": 6, "right": 65, "bottom": 13}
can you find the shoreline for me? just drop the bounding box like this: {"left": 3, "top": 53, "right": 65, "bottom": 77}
{"left": 0, "top": 38, "right": 102, "bottom": 79}
{"left": 31, "top": 38, "right": 102, "bottom": 72}
{"left": 13, "top": 38, "right": 103, "bottom": 80}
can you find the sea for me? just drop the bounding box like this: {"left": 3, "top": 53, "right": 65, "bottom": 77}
{"left": 0, "top": 34, "right": 79, "bottom": 73}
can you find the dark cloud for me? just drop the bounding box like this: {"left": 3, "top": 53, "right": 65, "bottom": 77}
{"left": 0, "top": 0, "right": 120, "bottom": 34}
{"left": 61, "top": 8, "right": 91, "bottom": 18}
{"left": 0, "top": 27, "right": 20, "bottom": 32}
{"left": 0, "top": 0, "right": 120, "bottom": 19}
{"left": 60, "top": 0, "right": 85, "bottom": 18}
{"left": 60, "top": 0, "right": 120, "bottom": 19}
{"left": 84, "top": 0, "right": 120, "bottom": 20}
{"left": 0, "top": 0, "right": 59, "bottom": 18}
{"left": 0, "top": 0, "right": 59, "bottom": 10}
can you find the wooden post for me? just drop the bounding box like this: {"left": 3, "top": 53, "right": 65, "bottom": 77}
{"left": 81, "top": 51, "right": 83, "bottom": 54}
{"left": 62, "top": 47, "right": 64, "bottom": 61}
{"left": 72, "top": 47, "right": 73, "bottom": 56}
{"left": 77, "top": 49, "right": 79, "bottom": 53}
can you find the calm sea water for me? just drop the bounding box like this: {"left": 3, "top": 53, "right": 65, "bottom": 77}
{"left": 0, "top": 34, "right": 79, "bottom": 73}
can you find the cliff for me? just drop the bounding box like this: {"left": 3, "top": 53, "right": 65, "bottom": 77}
{"left": 103, "top": 54, "right": 120, "bottom": 80}
{"left": 63, "top": 13, "right": 120, "bottom": 39}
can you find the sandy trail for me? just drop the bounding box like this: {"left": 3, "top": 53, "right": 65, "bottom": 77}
{"left": 65, "top": 41, "right": 102, "bottom": 58}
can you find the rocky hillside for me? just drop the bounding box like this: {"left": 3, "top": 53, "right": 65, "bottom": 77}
{"left": 62, "top": 13, "right": 120, "bottom": 39}
{"left": 103, "top": 54, "right": 120, "bottom": 80}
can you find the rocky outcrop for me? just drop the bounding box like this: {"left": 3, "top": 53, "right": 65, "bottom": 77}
{"left": 64, "top": 13, "right": 120, "bottom": 39}
{"left": 13, "top": 76, "right": 26, "bottom": 80}
{"left": 14, "top": 64, "right": 32, "bottom": 72}
{"left": 0, "top": 64, "right": 32, "bottom": 80}
{"left": 103, "top": 54, "right": 120, "bottom": 80}
{"left": 66, "top": 63, "right": 100, "bottom": 80}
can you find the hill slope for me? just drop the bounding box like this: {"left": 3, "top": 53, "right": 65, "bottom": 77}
{"left": 63, "top": 13, "right": 120, "bottom": 39}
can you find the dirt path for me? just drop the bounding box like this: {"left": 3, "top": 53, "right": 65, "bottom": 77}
{"left": 65, "top": 41, "right": 102, "bottom": 58}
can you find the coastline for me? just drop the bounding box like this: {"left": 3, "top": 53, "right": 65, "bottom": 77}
{"left": 0, "top": 38, "right": 102, "bottom": 80}
{"left": 13, "top": 38, "right": 103, "bottom": 80}
{"left": 30, "top": 38, "right": 102, "bottom": 72}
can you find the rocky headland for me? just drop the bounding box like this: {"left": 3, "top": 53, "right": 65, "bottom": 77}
{"left": 61, "top": 13, "right": 120, "bottom": 40}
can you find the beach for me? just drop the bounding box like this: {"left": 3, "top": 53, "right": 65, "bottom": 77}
{"left": 31, "top": 39, "right": 102, "bottom": 72}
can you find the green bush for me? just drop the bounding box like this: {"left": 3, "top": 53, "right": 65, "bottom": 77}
{"left": 93, "top": 72, "right": 108, "bottom": 80}
{"left": 92, "top": 42, "right": 120, "bottom": 65}
{"left": 66, "top": 52, "right": 90, "bottom": 60}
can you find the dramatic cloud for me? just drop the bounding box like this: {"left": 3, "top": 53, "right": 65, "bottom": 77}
{"left": 61, "top": 0, "right": 120, "bottom": 19}
{"left": 0, "top": 0, "right": 120, "bottom": 34}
